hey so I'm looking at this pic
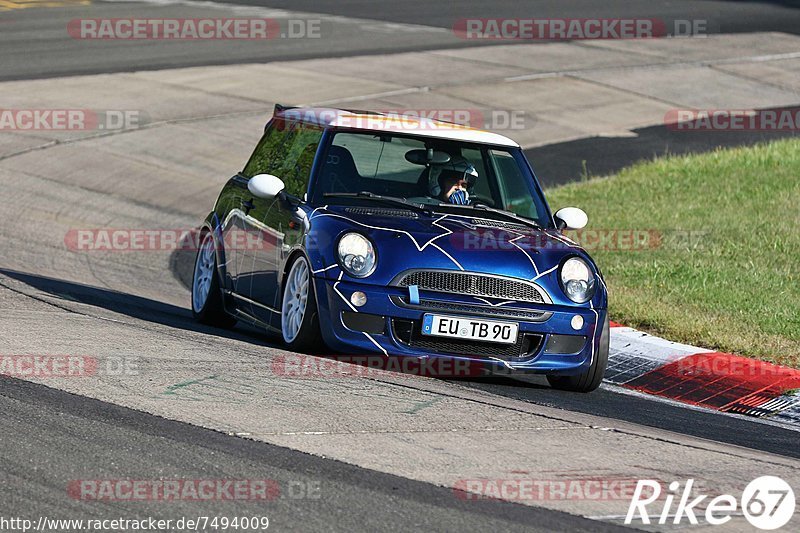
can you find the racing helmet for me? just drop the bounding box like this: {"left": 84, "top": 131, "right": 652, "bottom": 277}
{"left": 427, "top": 156, "right": 479, "bottom": 197}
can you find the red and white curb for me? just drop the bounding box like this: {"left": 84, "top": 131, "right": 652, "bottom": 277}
{"left": 606, "top": 323, "right": 800, "bottom": 427}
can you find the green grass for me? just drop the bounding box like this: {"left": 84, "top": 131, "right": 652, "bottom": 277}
{"left": 545, "top": 139, "right": 800, "bottom": 368}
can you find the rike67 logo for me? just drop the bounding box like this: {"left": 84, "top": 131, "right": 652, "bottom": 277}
{"left": 627, "top": 476, "right": 795, "bottom": 529}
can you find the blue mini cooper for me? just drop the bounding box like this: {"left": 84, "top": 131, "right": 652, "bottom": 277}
{"left": 191, "top": 106, "right": 609, "bottom": 392}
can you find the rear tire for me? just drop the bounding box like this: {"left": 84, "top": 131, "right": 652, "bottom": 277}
{"left": 281, "top": 255, "right": 325, "bottom": 353}
{"left": 547, "top": 315, "right": 609, "bottom": 393}
{"left": 191, "top": 231, "right": 236, "bottom": 328}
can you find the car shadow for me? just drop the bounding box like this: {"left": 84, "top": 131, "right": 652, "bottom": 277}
{"left": 1, "top": 267, "right": 555, "bottom": 388}
{"left": 170, "top": 248, "right": 196, "bottom": 291}
{"left": 0, "top": 268, "right": 280, "bottom": 349}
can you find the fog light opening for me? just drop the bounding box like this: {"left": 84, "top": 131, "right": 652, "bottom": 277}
{"left": 570, "top": 315, "right": 584, "bottom": 331}
{"left": 351, "top": 291, "right": 367, "bottom": 307}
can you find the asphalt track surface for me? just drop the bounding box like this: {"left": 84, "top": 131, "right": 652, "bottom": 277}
{"left": 2, "top": 0, "right": 800, "bottom": 81}
{"left": 14, "top": 263, "right": 800, "bottom": 463}
{"left": 2, "top": 0, "right": 797, "bottom": 187}
{"left": 0, "top": 375, "right": 620, "bottom": 532}
{"left": 218, "top": 0, "right": 800, "bottom": 34}
{"left": 2, "top": 1, "right": 800, "bottom": 530}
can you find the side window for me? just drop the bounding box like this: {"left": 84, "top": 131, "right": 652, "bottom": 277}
{"left": 242, "top": 120, "right": 323, "bottom": 197}
{"left": 242, "top": 119, "right": 290, "bottom": 178}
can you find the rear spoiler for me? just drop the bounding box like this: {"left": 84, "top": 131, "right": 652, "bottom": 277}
{"left": 274, "top": 104, "right": 385, "bottom": 117}
{"left": 273, "top": 103, "right": 298, "bottom": 116}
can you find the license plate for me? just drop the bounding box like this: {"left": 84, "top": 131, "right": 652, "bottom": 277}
{"left": 421, "top": 314, "right": 519, "bottom": 344}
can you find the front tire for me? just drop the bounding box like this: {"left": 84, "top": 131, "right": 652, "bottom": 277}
{"left": 191, "top": 231, "right": 236, "bottom": 328}
{"left": 281, "top": 255, "right": 324, "bottom": 353}
{"left": 547, "top": 315, "right": 609, "bottom": 393}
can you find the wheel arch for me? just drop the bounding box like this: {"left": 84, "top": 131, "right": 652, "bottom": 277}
{"left": 198, "top": 216, "right": 229, "bottom": 288}
{"left": 279, "top": 247, "right": 324, "bottom": 318}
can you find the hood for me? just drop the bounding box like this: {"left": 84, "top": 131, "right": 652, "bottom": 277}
{"left": 306, "top": 204, "right": 591, "bottom": 289}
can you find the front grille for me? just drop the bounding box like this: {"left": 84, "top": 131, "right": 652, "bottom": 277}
{"left": 396, "top": 270, "right": 548, "bottom": 304}
{"left": 390, "top": 296, "right": 550, "bottom": 322}
{"left": 392, "top": 319, "right": 543, "bottom": 360}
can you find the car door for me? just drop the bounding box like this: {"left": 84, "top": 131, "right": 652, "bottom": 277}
{"left": 220, "top": 119, "right": 288, "bottom": 319}
{"left": 235, "top": 119, "right": 323, "bottom": 326}
{"left": 211, "top": 173, "right": 249, "bottom": 303}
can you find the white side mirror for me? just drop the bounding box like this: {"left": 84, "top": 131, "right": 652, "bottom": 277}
{"left": 247, "top": 173, "right": 285, "bottom": 200}
{"left": 554, "top": 207, "right": 588, "bottom": 230}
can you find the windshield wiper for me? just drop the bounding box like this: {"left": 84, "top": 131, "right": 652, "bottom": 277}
{"left": 323, "top": 192, "right": 432, "bottom": 215}
{"left": 436, "top": 202, "right": 542, "bottom": 230}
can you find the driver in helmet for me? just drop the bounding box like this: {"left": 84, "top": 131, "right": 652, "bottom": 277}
{"left": 427, "top": 156, "right": 479, "bottom": 205}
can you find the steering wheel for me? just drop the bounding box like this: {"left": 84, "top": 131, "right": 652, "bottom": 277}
{"left": 469, "top": 194, "right": 496, "bottom": 207}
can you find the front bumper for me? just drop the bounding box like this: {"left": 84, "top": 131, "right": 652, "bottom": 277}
{"left": 314, "top": 277, "right": 606, "bottom": 375}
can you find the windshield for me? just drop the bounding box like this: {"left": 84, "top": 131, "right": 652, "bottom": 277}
{"left": 310, "top": 131, "right": 552, "bottom": 227}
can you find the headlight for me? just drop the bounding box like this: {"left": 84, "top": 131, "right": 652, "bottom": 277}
{"left": 337, "top": 232, "right": 376, "bottom": 278}
{"left": 560, "top": 257, "right": 596, "bottom": 303}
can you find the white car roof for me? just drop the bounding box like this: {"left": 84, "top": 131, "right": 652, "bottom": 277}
{"left": 278, "top": 107, "right": 520, "bottom": 148}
